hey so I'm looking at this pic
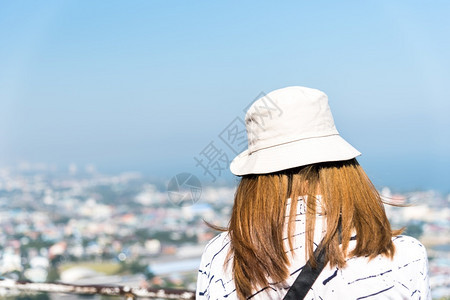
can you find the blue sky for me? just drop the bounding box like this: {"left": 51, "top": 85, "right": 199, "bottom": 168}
{"left": 0, "top": 1, "right": 449, "bottom": 191}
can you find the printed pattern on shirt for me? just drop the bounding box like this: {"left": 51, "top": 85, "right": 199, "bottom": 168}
{"left": 197, "top": 199, "right": 430, "bottom": 300}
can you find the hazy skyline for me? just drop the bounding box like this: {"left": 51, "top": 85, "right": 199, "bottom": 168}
{"left": 1, "top": 1, "right": 449, "bottom": 191}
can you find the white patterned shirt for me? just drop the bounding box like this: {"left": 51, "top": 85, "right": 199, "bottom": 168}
{"left": 197, "top": 199, "right": 431, "bottom": 299}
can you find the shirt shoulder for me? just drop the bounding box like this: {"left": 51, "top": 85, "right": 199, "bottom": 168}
{"left": 199, "top": 232, "right": 231, "bottom": 267}
{"left": 392, "top": 234, "right": 426, "bottom": 251}
{"left": 197, "top": 232, "right": 236, "bottom": 299}
{"left": 308, "top": 234, "right": 431, "bottom": 300}
{"left": 391, "top": 235, "right": 428, "bottom": 266}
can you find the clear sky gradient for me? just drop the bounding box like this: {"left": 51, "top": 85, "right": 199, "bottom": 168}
{"left": 1, "top": 1, "right": 449, "bottom": 191}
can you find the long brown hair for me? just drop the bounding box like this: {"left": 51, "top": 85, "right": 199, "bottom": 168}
{"left": 222, "top": 159, "right": 401, "bottom": 299}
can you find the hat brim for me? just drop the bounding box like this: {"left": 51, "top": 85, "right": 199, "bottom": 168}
{"left": 230, "top": 135, "right": 361, "bottom": 176}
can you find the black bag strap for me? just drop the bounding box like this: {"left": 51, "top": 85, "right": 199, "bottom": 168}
{"left": 282, "top": 240, "right": 327, "bottom": 300}
{"left": 283, "top": 219, "right": 342, "bottom": 300}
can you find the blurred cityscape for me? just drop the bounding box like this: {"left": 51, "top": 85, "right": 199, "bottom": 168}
{"left": 0, "top": 163, "right": 448, "bottom": 299}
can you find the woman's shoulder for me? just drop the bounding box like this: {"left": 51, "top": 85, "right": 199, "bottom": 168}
{"left": 316, "top": 235, "right": 430, "bottom": 300}
{"left": 391, "top": 234, "right": 428, "bottom": 259}
{"left": 197, "top": 232, "right": 235, "bottom": 299}
{"left": 202, "top": 232, "right": 230, "bottom": 254}
{"left": 387, "top": 235, "right": 429, "bottom": 284}
{"left": 199, "top": 231, "right": 232, "bottom": 268}
{"left": 391, "top": 234, "right": 423, "bottom": 244}
{"left": 343, "top": 234, "right": 428, "bottom": 280}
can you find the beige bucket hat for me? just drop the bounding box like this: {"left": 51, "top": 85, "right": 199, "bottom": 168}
{"left": 230, "top": 86, "right": 361, "bottom": 176}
